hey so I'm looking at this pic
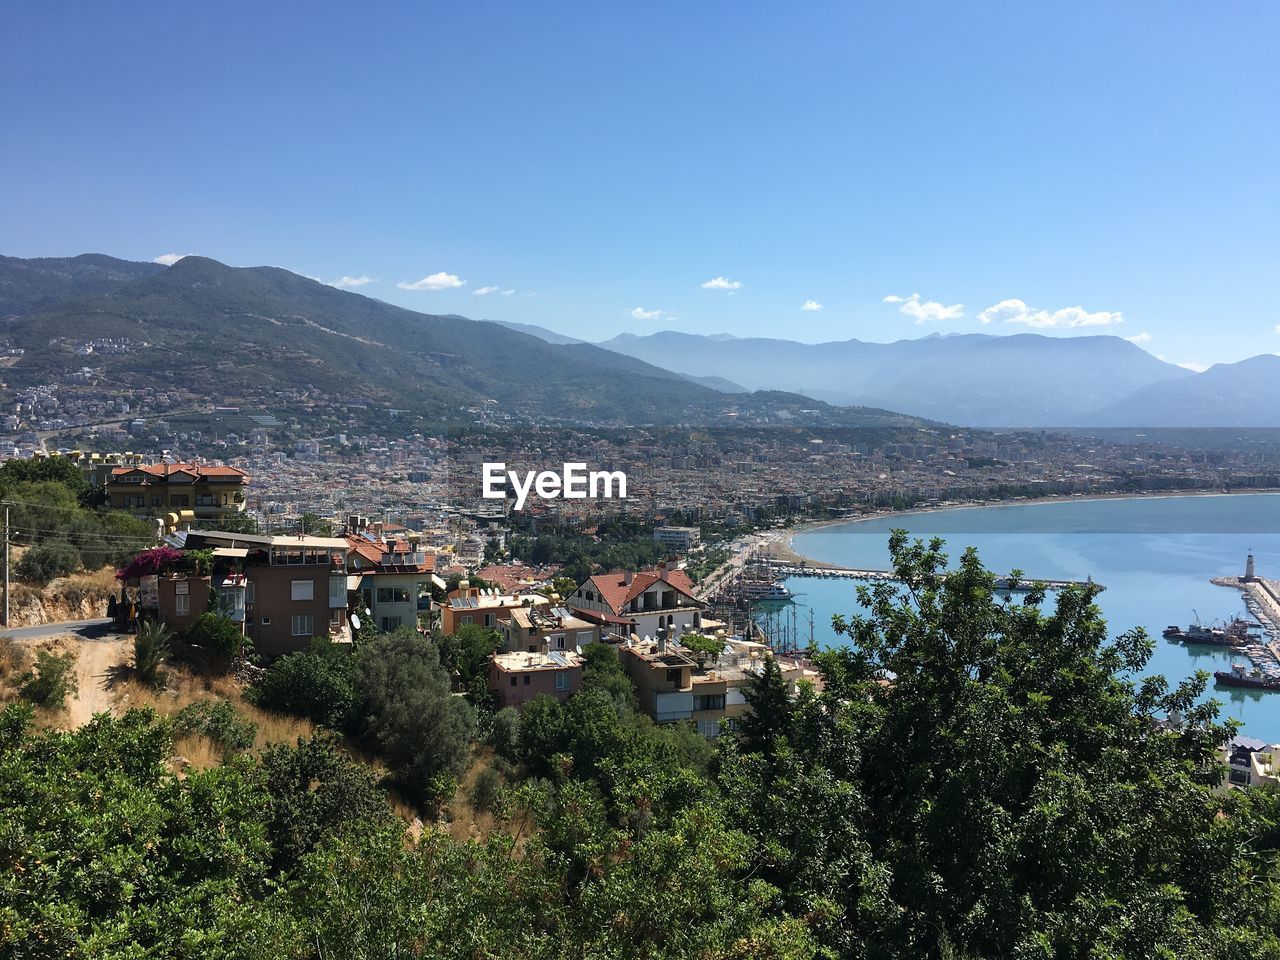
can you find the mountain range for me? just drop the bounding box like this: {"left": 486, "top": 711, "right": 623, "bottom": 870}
{"left": 590, "top": 330, "right": 1280, "bottom": 428}
{"left": 5, "top": 252, "right": 1274, "bottom": 430}
{"left": 0, "top": 255, "right": 921, "bottom": 430}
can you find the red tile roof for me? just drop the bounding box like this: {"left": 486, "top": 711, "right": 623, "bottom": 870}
{"left": 582, "top": 566, "right": 698, "bottom": 615}
{"left": 111, "top": 462, "right": 249, "bottom": 481}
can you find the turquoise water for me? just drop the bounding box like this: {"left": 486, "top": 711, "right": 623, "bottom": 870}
{"left": 786, "top": 494, "right": 1280, "bottom": 740}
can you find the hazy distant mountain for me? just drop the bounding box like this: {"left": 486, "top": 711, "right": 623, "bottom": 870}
{"left": 493, "top": 320, "right": 584, "bottom": 345}
{"left": 1089, "top": 355, "right": 1280, "bottom": 426}
{"left": 598, "top": 330, "right": 1196, "bottom": 427}
{"left": 2, "top": 254, "right": 922, "bottom": 429}
{"left": 0, "top": 253, "right": 165, "bottom": 317}
{"left": 678, "top": 373, "right": 748, "bottom": 393}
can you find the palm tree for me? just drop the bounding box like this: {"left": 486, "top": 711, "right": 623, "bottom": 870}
{"left": 133, "top": 620, "right": 173, "bottom": 688}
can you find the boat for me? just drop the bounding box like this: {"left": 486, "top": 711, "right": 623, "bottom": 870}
{"left": 1214, "top": 662, "right": 1280, "bottom": 692}
{"left": 741, "top": 580, "right": 792, "bottom": 601}
{"left": 1164, "top": 614, "right": 1260, "bottom": 646}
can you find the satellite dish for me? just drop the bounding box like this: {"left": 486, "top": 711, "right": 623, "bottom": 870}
{"left": 350, "top": 614, "right": 362, "bottom": 631}
{"left": 364, "top": 607, "right": 372, "bottom": 617}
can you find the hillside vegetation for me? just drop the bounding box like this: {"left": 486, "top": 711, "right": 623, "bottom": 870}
{"left": 7, "top": 535, "right": 1280, "bottom": 958}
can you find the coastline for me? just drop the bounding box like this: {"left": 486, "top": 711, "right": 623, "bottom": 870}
{"left": 769, "top": 488, "right": 1280, "bottom": 568}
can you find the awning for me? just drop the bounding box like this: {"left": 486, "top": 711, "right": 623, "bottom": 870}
{"left": 212, "top": 547, "right": 249, "bottom": 559}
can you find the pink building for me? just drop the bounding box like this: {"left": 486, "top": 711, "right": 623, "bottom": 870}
{"left": 488, "top": 650, "right": 583, "bottom": 709}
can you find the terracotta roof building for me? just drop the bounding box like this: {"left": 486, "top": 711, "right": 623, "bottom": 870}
{"left": 107, "top": 462, "right": 249, "bottom": 522}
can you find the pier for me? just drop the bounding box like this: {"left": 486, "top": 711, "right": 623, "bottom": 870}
{"left": 760, "top": 559, "right": 1101, "bottom": 593}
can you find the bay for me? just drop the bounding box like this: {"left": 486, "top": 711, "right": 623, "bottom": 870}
{"left": 784, "top": 493, "right": 1280, "bottom": 740}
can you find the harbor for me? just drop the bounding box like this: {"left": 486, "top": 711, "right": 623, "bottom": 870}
{"left": 1202, "top": 552, "right": 1280, "bottom": 689}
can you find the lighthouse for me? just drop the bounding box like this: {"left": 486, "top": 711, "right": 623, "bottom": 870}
{"left": 1245, "top": 552, "right": 1257, "bottom": 582}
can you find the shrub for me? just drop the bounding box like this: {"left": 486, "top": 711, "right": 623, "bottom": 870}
{"left": 248, "top": 642, "right": 355, "bottom": 729}
{"left": 133, "top": 620, "right": 172, "bottom": 688}
{"left": 16, "top": 541, "right": 81, "bottom": 584}
{"left": 172, "top": 699, "right": 257, "bottom": 757}
{"left": 15, "top": 649, "right": 78, "bottom": 709}
{"left": 469, "top": 765, "right": 502, "bottom": 813}
{"left": 489, "top": 706, "right": 522, "bottom": 764}
{"left": 183, "top": 613, "right": 248, "bottom": 669}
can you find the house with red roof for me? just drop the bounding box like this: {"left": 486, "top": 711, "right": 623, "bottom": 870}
{"left": 567, "top": 560, "right": 706, "bottom": 642}
{"left": 107, "top": 462, "right": 249, "bottom": 522}
{"left": 346, "top": 535, "right": 438, "bottom": 633}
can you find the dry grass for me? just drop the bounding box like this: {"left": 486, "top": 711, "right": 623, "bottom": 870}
{"left": 114, "top": 666, "right": 316, "bottom": 756}
{"left": 171, "top": 733, "right": 224, "bottom": 771}
{"left": 0, "top": 637, "right": 32, "bottom": 693}
{"left": 444, "top": 748, "right": 503, "bottom": 841}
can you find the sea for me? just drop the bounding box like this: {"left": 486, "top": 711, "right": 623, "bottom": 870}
{"left": 780, "top": 493, "right": 1280, "bottom": 741}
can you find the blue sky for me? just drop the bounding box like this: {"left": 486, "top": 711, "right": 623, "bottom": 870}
{"left": 2, "top": 2, "right": 1276, "bottom": 369}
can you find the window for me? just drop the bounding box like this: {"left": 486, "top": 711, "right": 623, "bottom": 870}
{"left": 171, "top": 495, "right": 189, "bottom": 507}
{"left": 246, "top": 581, "right": 255, "bottom": 605}
{"left": 260, "top": 616, "right": 271, "bottom": 625}
{"left": 696, "top": 719, "right": 720, "bottom": 738}
{"left": 550, "top": 634, "right": 566, "bottom": 650}
{"left": 510, "top": 676, "right": 517, "bottom": 687}
{"left": 523, "top": 675, "right": 530, "bottom": 685}
{"left": 151, "top": 495, "right": 163, "bottom": 506}
{"left": 555, "top": 672, "right": 569, "bottom": 692}
{"left": 175, "top": 594, "right": 189, "bottom": 616}
{"left": 380, "top": 616, "right": 402, "bottom": 632}
{"left": 376, "top": 586, "right": 411, "bottom": 604}
{"left": 1230, "top": 768, "right": 1251, "bottom": 786}
{"left": 460, "top": 615, "right": 473, "bottom": 625}
{"left": 291, "top": 614, "right": 313, "bottom": 637}
{"left": 694, "top": 694, "right": 726, "bottom": 712}
{"left": 291, "top": 579, "right": 314, "bottom": 601}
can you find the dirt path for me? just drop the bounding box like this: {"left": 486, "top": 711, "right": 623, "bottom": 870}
{"left": 7, "top": 626, "right": 132, "bottom": 727}
{"left": 65, "top": 636, "right": 132, "bottom": 726}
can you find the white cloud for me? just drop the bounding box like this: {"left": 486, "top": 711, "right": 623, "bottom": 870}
{"left": 1176, "top": 360, "right": 1209, "bottom": 372}
{"left": 701, "top": 276, "right": 742, "bottom": 291}
{"left": 883, "top": 292, "right": 964, "bottom": 323}
{"left": 501, "top": 289, "right": 515, "bottom": 296}
{"left": 978, "top": 298, "right": 1123, "bottom": 328}
{"left": 631, "top": 307, "right": 663, "bottom": 321}
{"left": 329, "top": 275, "right": 375, "bottom": 289}
{"left": 153, "top": 253, "right": 192, "bottom": 266}
{"left": 397, "top": 272, "right": 465, "bottom": 291}
{"left": 524, "top": 291, "right": 538, "bottom": 299}
{"left": 1125, "top": 332, "right": 1153, "bottom": 344}
{"left": 473, "top": 285, "right": 499, "bottom": 296}
{"left": 801, "top": 300, "right": 824, "bottom": 312}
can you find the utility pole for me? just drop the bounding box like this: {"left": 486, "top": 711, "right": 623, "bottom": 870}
{"left": 3, "top": 505, "right": 9, "bottom": 628}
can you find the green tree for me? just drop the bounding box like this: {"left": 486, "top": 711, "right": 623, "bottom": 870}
{"left": 15, "top": 648, "right": 78, "bottom": 709}
{"left": 351, "top": 629, "right": 477, "bottom": 809}
{"left": 725, "top": 531, "right": 1279, "bottom": 959}
{"left": 15, "top": 540, "right": 81, "bottom": 583}
{"left": 579, "top": 641, "right": 637, "bottom": 712}
{"left": 260, "top": 733, "right": 394, "bottom": 874}
{"left": 248, "top": 640, "right": 355, "bottom": 729}
{"left": 300, "top": 511, "right": 333, "bottom": 536}
{"left": 437, "top": 622, "right": 502, "bottom": 686}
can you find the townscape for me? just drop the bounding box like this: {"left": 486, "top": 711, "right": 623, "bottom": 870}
{"left": 7, "top": 3, "right": 1280, "bottom": 957}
